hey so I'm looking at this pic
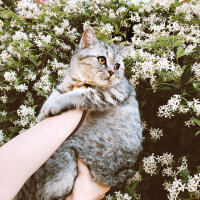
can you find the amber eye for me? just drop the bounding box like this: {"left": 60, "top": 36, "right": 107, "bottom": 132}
{"left": 98, "top": 56, "right": 106, "bottom": 65}
{"left": 114, "top": 63, "right": 120, "bottom": 70}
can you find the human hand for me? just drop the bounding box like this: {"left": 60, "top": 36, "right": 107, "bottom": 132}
{"left": 66, "top": 158, "right": 110, "bottom": 200}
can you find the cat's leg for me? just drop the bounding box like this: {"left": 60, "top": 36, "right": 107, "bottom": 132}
{"left": 37, "top": 72, "right": 85, "bottom": 122}
{"left": 42, "top": 147, "right": 78, "bottom": 200}
{"left": 37, "top": 89, "right": 62, "bottom": 122}
{"left": 15, "top": 148, "right": 77, "bottom": 200}
{"left": 90, "top": 166, "right": 135, "bottom": 187}
{"left": 40, "top": 86, "right": 129, "bottom": 117}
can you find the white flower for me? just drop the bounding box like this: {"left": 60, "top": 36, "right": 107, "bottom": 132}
{"left": 143, "top": 154, "right": 158, "bottom": 175}
{"left": 141, "top": 121, "right": 148, "bottom": 130}
{"left": 12, "top": 31, "right": 28, "bottom": 41}
{"left": 34, "top": 39, "right": 43, "bottom": 48}
{"left": 54, "top": 26, "right": 64, "bottom": 35}
{"left": 7, "top": 45, "right": 17, "bottom": 55}
{"left": 117, "top": 7, "right": 126, "bottom": 15}
{"left": 4, "top": 71, "right": 17, "bottom": 82}
{"left": 187, "top": 174, "right": 200, "bottom": 193}
{"left": 40, "top": 35, "right": 52, "bottom": 44}
{"left": 163, "top": 181, "right": 172, "bottom": 190}
{"left": 24, "top": 69, "right": 37, "bottom": 81}
{"left": 158, "top": 95, "right": 181, "bottom": 118}
{"left": 108, "top": 9, "right": 116, "bottom": 18}
{"left": 15, "top": 105, "right": 35, "bottom": 127}
{"left": 15, "top": 84, "right": 28, "bottom": 92}
{"left": 149, "top": 128, "right": 163, "bottom": 140}
{"left": 157, "top": 153, "right": 174, "bottom": 167}
{"left": 100, "top": 23, "right": 114, "bottom": 35}
{"left": 23, "top": 92, "right": 34, "bottom": 106}
{"left": 168, "top": 95, "right": 181, "bottom": 111}
{"left": 185, "top": 44, "right": 196, "bottom": 55}
{"left": 33, "top": 74, "right": 52, "bottom": 96}
{"left": 16, "top": 0, "right": 41, "bottom": 19}
{"left": 114, "top": 191, "right": 132, "bottom": 200}
{"left": 0, "top": 19, "right": 3, "bottom": 30}
{"left": 61, "top": 19, "right": 70, "bottom": 29}
{"left": 184, "top": 118, "right": 195, "bottom": 127}
{"left": 0, "top": 111, "right": 7, "bottom": 116}
{"left": 191, "top": 62, "right": 200, "bottom": 80}
{"left": 187, "top": 98, "right": 200, "bottom": 116}
{"left": 127, "top": 171, "right": 142, "bottom": 185}
{"left": 105, "top": 194, "right": 113, "bottom": 200}
{"left": 177, "top": 156, "right": 188, "bottom": 174}
{"left": 162, "top": 167, "right": 176, "bottom": 177}
{"left": 130, "top": 13, "right": 140, "bottom": 22}
{"left": 0, "top": 50, "right": 11, "bottom": 63}
{"left": 0, "top": 95, "right": 8, "bottom": 104}
{"left": 17, "top": 105, "right": 35, "bottom": 117}
{"left": 167, "top": 178, "right": 186, "bottom": 200}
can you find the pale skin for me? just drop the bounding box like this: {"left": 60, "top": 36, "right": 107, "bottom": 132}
{"left": 0, "top": 109, "right": 110, "bottom": 200}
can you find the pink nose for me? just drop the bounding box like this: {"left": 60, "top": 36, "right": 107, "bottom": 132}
{"left": 108, "top": 71, "right": 114, "bottom": 76}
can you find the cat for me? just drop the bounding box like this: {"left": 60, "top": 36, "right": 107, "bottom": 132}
{"left": 15, "top": 27, "right": 143, "bottom": 200}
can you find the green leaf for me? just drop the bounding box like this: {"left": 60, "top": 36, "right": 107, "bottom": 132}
{"left": 183, "top": 91, "right": 189, "bottom": 96}
{"left": 195, "top": 131, "right": 200, "bottom": 137}
{"left": 193, "top": 83, "right": 199, "bottom": 91}
{"left": 159, "top": 87, "right": 171, "bottom": 91}
{"left": 180, "top": 170, "right": 189, "bottom": 182}
{"left": 174, "top": 40, "right": 183, "bottom": 47}
{"left": 197, "top": 166, "right": 200, "bottom": 173}
{"left": 181, "top": 67, "right": 191, "bottom": 83}
{"left": 181, "top": 65, "right": 187, "bottom": 71}
{"left": 176, "top": 47, "right": 185, "bottom": 59}
{"left": 36, "top": 61, "right": 42, "bottom": 67}
{"left": 193, "top": 118, "right": 200, "bottom": 126}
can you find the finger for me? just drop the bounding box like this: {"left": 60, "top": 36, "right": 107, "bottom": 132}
{"left": 99, "top": 194, "right": 105, "bottom": 200}
{"left": 77, "top": 158, "right": 91, "bottom": 177}
{"left": 95, "top": 182, "right": 111, "bottom": 193}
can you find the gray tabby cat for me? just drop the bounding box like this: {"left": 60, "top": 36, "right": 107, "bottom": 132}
{"left": 15, "top": 27, "right": 143, "bottom": 200}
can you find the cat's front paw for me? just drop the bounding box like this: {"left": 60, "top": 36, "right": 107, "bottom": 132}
{"left": 36, "top": 113, "right": 46, "bottom": 122}
{"left": 42, "top": 101, "right": 63, "bottom": 116}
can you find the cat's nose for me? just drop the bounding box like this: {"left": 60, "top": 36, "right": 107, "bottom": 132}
{"left": 108, "top": 71, "right": 114, "bottom": 76}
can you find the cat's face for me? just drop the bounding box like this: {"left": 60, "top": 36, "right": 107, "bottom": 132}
{"left": 70, "top": 27, "right": 131, "bottom": 88}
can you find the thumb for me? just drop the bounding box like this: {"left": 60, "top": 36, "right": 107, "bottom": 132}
{"left": 77, "top": 158, "right": 91, "bottom": 177}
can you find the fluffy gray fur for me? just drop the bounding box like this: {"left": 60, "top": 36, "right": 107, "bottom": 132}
{"left": 15, "top": 27, "right": 143, "bottom": 200}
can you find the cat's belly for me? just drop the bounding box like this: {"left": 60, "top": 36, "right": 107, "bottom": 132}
{"left": 64, "top": 105, "right": 143, "bottom": 186}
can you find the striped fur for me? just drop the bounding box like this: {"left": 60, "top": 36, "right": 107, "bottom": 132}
{"left": 15, "top": 27, "right": 142, "bottom": 200}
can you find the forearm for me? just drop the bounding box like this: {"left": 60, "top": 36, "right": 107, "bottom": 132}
{"left": 0, "top": 109, "right": 83, "bottom": 200}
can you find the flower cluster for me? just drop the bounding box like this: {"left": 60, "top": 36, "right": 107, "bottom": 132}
{"left": 106, "top": 191, "right": 137, "bottom": 200}
{"left": 149, "top": 128, "right": 164, "bottom": 140}
{"left": 14, "top": 105, "right": 36, "bottom": 128}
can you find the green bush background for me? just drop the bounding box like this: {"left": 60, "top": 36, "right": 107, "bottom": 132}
{"left": 0, "top": 0, "right": 200, "bottom": 199}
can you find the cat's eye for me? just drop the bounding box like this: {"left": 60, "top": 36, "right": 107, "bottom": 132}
{"left": 98, "top": 56, "right": 106, "bottom": 65}
{"left": 114, "top": 63, "right": 120, "bottom": 70}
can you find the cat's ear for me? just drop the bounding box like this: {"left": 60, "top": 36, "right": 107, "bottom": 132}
{"left": 118, "top": 46, "right": 133, "bottom": 58}
{"left": 79, "top": 27, "right": 98, "bottom": 49}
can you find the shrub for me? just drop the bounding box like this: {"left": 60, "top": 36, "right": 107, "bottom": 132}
{"left": 0, "top": 0, "right": 200, "bottom": 199}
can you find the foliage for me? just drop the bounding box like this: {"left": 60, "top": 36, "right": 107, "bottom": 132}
{"left": 0, "top": 0, "right": 200, "bottom": 199}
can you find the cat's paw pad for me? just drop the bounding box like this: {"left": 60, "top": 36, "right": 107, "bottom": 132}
{"left": 42, "top": 101, "right": 62, "bottom": 116}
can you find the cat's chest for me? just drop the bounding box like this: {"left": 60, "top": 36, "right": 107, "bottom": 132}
{"left": 76, "top": 106, "right": 128, "bottom": 136}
